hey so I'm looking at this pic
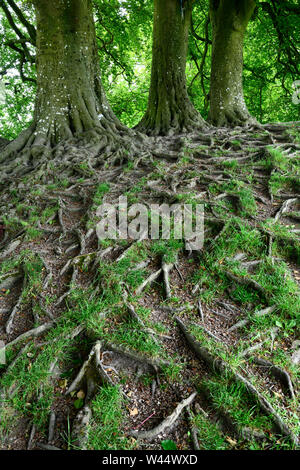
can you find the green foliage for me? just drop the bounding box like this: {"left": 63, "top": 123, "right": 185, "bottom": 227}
{"left": 161, "top": 439, "right": 177, "bottom": 450}
{"left": 0, "top": 0, "right": 299, "bottom": 139}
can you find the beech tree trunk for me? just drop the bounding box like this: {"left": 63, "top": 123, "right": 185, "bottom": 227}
{"left": 137, "top": 0, "right": 206, "bottom": 136}
{"left": 1, "top": 0, "right": 124, "bottom": 161}
{"left": 209, "top": 0, "right": 257, "bottom": 127}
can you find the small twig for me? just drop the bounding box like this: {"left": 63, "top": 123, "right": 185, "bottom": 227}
{"left": 197, "top": 299, "right": 204, "bottom": 321}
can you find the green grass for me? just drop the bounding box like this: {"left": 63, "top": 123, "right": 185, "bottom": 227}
{"left": 200, "top": 377, "right": 274, "bottom": 441}
{"left": 264, "top": 147, "right": 290, "bottom": 172}
{"left": 87, "top": 385, "right": 132, "bottom": 450}
{"left": 93, "top": 182, "right": 110, "bottom": 206}
{"left": 192, "top": 413, "right": 228, "bottom": 450}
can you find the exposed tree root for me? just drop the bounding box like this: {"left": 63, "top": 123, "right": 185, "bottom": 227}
{"left": 48, "top": 411, "right": 56, "bottom": 444}
{"left": 131, "top": 392, "right": 197, "bottom": 440}
{"left": 162, "top": 259, "right": 176, "bottom": 300}
{"left": 5, "top": 289, "right": 24, "bottom": 335}
{"left": 102, "top": 342, "right": 171, "bottom": 371}
{"left": 275, "top": 198, "right": 298, "bottom": 222}
{"left": 252, "top": 357, "right": 295, "bottom": 400}
{"left": 135, "top": 269, "right": 162, "bottom": 296}
{"left": 66, "top": 342, "right": 107, "bottom": 396}
{"left": 176, "top": 317, "right": 299, "bottom": 446}
{"left": 1, "top": 322, "right": 54, "bottom": 354}
{"left": 197, "top": 299, "right": 204, "bottom": 322}
{"left": 209, "top": 108, "right": 258, "bottom": 129}
{"left": 71, "top": 405, "right": 92, "bottom": 450}
{"left": 94, "top": 342, "right": 115, "bottom": 387}
{"left": 37, "top": 443, "right": 61, "bottom": 451}
{"left": 186, "top": 406, "right": 200, "bottom": 450}
{"left": 0, "top": 240, "right": 21, "bottom": 260}
{"left": 27, "top": 424, "right": 36, "bottom": 450}
{"left": 0, "top": 273, "right": 22, "bottom": 291}
{"left": 229, "top": 305, "right": 277, "bottom": 332}
{"left": 225, "top": 271, "right": 267, "bottom": 299}
{"left": 0, "top": 123, "right": 299, "bottom": 450}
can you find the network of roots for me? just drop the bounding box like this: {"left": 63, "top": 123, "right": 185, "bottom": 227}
{"left": 0, "top": 122, "right": 299, "bottom": 450}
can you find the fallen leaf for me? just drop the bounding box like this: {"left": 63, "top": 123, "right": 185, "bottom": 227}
{"left": 77, "top": 390, "right": 85, "bottom": 399}
{"left": 130, "top": 408, "right": 139, "bottom": 416}
{"left": 59, "top": 379, "right": 68, "bottom": 389}
{"left": 226, "top": 436, "right": 237, "bottom": 447}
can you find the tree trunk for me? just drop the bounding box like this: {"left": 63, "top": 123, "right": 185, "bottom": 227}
{"left": 208, "top": 0, "right": 257, "bottom": 127}
{"left": 137, "top": 0, "right": 206, "bottom": 136}
{"left": 1, "top": 0, "right": 125, "bottom": 161}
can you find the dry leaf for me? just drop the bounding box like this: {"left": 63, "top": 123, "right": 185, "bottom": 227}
{"left": 77, "top": 390, "right": 85, "bottom": 399}
{"left": 226, "top": 436, "right": 237, "bottom": 446}
{"left": 130, "top": 408, "right": 139, "bottom": 416}
{"left": 59, "top": 379, "right": 68, "bottom": 389}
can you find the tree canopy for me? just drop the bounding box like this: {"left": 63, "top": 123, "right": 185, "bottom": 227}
{"left": 0, "top": 0, "right": 299, "bottom": 140}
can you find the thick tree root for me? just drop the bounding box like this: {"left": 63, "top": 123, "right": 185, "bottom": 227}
{"left": 225, "top": 271, "right": 267, "bottom": 299}
{"left": 1, "top": 322, "right": 54, "bottom": 355}
{"left": 27, "top": 424, "right": 36, "bottom": 450}
{"left": 275, "top": 198, "right": 298, "bottom": 221}
{"left": 197, "top": 299, "right": 204, "bottom": 322}
{"left": 103, "top": 342, "right": 171, "bottom": 371}
{"left": 0, "top": 273, "right": 22, "bottom": 291}
{"left": 93, "top": 342, "right": 115, "bottom": 387}
{"left": 186, "top": 406, "right": 200, "bottom": 450}
{"left": 66, "top": 341, "right": 111, "bottom": 395}
{"left": 229, "top": 305, "right": 277, "bottom": 332}
{"left": 176, "top": 317, "right": 299, "bottom": 446}
{"left": 209, "top": 109, "right": 258, "bottom": 129}
{"left": 135, "top": 269, "right": 162, "bottom": 296}
{"left": 48, "top": 411, "right": 56, "bottom": 444}
{"left": 252, "top": 357, "right": 295, "bottom": 400}
{"left": 131, "top": 392, "right": 197, "bottom": 440}
{"left": 5, "top": 293, "right": 24, "bottom": 335}
{"left": 71, "top": 405, "right": 92, "bottom": 450}
{"left": 0, "top": 240, "right": 21, "bottom": 260}
{"left": 37, "top": 443, "right": 61, "bottom": 451}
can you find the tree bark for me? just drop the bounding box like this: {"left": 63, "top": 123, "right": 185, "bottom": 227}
{"left": 137, "top": 0, "right": 206, "bottom": 136}
{"left": 208, "top": 0, "right": 257, "bottom": 127}
{"left": 1, "top": 0, "right": 125, "bottom": 162}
